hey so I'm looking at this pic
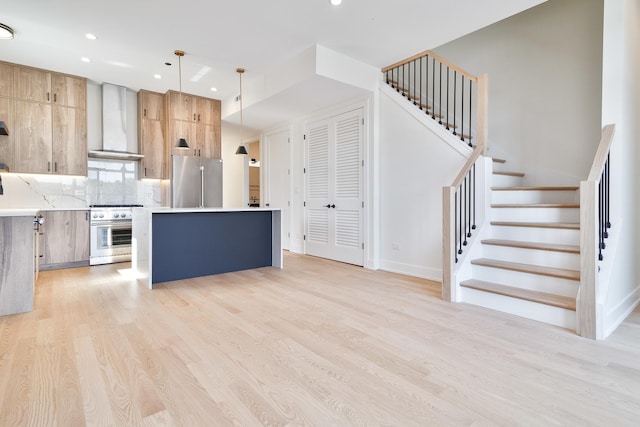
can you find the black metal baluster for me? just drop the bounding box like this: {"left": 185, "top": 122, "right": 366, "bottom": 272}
{"left": 432, "top": 58, "right": 436, "bottom": 120}
{"left": 426, "top": 56, "right": 429, "bottom": 115}
{"left": 413, "top": 59, "right": 417, "bottom": 105}
{"left": 606, "top": 153, "right": 611, "bottom": 228}
{"left": 446, "top": 67, "right": 450, "bottom": 130}
{"left": 419, "top": 56, "right": 423, "bottom": 110}
{"left": 599, "top": 178, "right": 604, "bottom": 260}
{"left": 453, "top": 71, "right": 458, "bottom": 136}
{"left": 455, "top": 194, "right": 459, "bottom": 263}
{"left": 439, "top": 62, "right": 443, "bottom": 124}
{"left": 463, "top": 177, "right": 468, "bottom": 246}
{"left": 466, "top": 172, "right": 471, "bottom": 239}
{"left": 469, "top": 80, "right": 473, "bottom": 147}
{"left": 472, "top": 163, "right": 477, "bottom": 231}
{"left": 461, "top": 78, "right": 465, "bottom": 142}
{"left": 458, "top": 188, "right": 463, "bottom": 255}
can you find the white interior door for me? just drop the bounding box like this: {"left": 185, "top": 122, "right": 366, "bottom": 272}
{"left": 264, "top": 129, "right": 291, "bottom": 250}
{"left": 305, "top": 108, "right": 363, "bottom": 266}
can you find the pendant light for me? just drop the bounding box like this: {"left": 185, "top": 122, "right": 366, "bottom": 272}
{"left": 174, "top": 50, "right": 189, "bottom": 150}
{"left": 235, "top": 68, "right": 248, "bottom": 155}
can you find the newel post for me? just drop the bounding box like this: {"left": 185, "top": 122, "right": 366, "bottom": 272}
{"left": 577, "top": 180, "right": 597, "bottom": 339}
{"left": 442, "top": 186, "right": 456, "bottom": 301}
{"left": 476, "top": 74, "right": 489, "bottom": 156}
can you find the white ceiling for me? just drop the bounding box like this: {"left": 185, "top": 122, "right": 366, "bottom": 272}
{"left": 2, "top": 0, "right": 545, "bottom": 130}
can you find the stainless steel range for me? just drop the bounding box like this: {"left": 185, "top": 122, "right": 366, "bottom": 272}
{"left": 89, "top": 205, "right": 141, "bottom": 265}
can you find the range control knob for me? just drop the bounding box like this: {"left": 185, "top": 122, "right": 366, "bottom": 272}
{"left": 92, "top": 213, "right": 98, "bottom": 218}
{"left": 99, "top": 214, "right": 104, "bottom": 218}
{"left": 114, "top": 213, "right": 120, "bottom": 218}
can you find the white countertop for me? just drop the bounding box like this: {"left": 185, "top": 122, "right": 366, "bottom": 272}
{"left": 136, "top": 207, "right": 281, "bottom": 214}
{"left": 0, "top": 209, "right": 41, "bottom": 217}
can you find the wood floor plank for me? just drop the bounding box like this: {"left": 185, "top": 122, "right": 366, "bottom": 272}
{"left": 0, "top": 253, "right": 638, "bottom": 425}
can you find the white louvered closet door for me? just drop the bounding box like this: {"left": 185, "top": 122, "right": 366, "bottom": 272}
{"left": 305, "top": 108, "right": 363, "bottom": 266}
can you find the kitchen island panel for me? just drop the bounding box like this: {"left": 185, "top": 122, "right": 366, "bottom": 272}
{"left": 0, "top": 216, "right": 34, "bottom": 315}
{"left": 152, "top": 211, "right": 273, "bottom": 283}
{"left": 133, "top": 208, "right": 282, "bottom": 288}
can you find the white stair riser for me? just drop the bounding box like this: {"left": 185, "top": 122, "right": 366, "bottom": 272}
{"left": 492, "top": 174, "right": 523, "bottom": 187}
{"left": 471, "top": 265, "right": 579, "bottom": 297}
{"left": 490, "top": 226, "right": 580, "bottom": 245}
{"left": 491, "top": 207, "right": 579, "bottom": 222}
{"left": 491, "top": 190, "right": 579, "bottom": 204}
{"left": 461, "top": 287, "right": 576, "bottom": 330}
{"left": 481, "top": 245, "right": 580, "bottom": 270}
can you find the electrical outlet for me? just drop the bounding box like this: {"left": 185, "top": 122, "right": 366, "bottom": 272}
{"left": 392, "top": 242, "right": 400, "bottom": 250}
{"left": 75, "top": 189, "right": 85, "bottom": 196}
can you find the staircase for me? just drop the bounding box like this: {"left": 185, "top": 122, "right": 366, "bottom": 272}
{"left": 383, "top": 50, "right": 617, "bottom": 338}
{"left": 459, "top": 157, "right": 581, "bottom": 329}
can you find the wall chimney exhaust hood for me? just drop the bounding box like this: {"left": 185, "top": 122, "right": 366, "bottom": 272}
{"left": 0, "top": 121, "right": 8, "bottom": 136}
{"left": 88, "top": 83, "right": 144, "bottom": 161}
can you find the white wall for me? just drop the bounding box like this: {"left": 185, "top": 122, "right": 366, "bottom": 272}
{"left": 378, "top": 86, "right": 469, "bottom": 281}
{"left": 601, "top": 0, "right": 640, "bottom": 336}
{"left": 434, "top": 0, "right": 604, "bottom": 186}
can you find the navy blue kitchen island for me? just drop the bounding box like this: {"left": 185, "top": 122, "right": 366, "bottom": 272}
{"left": 132, "top": 208, "right": 282, "bottom": 288}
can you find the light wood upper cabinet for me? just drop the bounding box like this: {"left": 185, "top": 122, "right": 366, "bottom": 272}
{"left": 52, "top": 106, "right": 87, "bottom": 175}
{"left": 167, "top": 91, "right": 194, "bottom": 122}
{"left": 40, "top": 210, "right": 90, "bottom": 267}
{"left": 14, "top": 100, "right": 53, "bottom": 174}
{"left": 166, "top": 90, "right": 221, "bottom": 159}
{"left": 140, "top": 90, "right": 164, "bottom": 121}
{"left": 0, "top": 97, "right": 14, "bottom": 169}
{"left": 138, "top": 90, "right": 166, "bottom": 179}
{"left": 0, "top": 63, "right": 13, "bottom": 98}
{"left": 14, "top": 67, "right": 51, "bottom": 103}
{"left": 3, "top": 62, "right": 88, "bottom": 176}
{"left": 51, "top": 74, "right": 86, "bottom": 109}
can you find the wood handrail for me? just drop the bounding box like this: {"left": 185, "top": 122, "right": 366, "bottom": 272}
{"left": 586, "top": 124, "right": 616, "bottom": 182}
{"left": 382, "top": 50, "right": 478, "bottom": 82}
{"left": 451, "top": 146, "right": 482, "bottom": 188}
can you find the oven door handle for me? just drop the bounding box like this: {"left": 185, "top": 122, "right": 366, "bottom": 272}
{"left": 90, "top": 221, "right": 132, "bottom": 228}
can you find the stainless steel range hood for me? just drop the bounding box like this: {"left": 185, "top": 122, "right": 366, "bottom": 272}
{"left": 88, "top": 83, "right": 144, "bottom": 161}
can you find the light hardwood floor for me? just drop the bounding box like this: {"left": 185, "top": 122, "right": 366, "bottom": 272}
{"left": 1, "top": 252, "right": 639, "bottom": 426}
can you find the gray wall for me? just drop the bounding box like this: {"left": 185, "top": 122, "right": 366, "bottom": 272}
{"left": 434, "top": 0, "right": 604, "bottom": 185}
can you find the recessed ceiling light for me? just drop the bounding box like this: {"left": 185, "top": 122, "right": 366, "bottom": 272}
{"left": 154, "top": 74, "right": 162, "bottom": 79}
{"left": 330, "top": 0, "right": 342, "bottom": 5}
{"left": 0, "top": 23, "right": 14, "bottom": 40}
{"left": 85, "top": 33, "right": 97, "bottom": 40}
{"left": 210, "top": 87, "right": 217, "bottom": 92}
{"left": 81, "top": 57, "right": 91, "bottom": 63}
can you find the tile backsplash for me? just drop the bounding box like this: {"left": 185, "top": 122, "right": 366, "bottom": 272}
{"left": 0, "top": 159, "right": 166, "bottom": 209}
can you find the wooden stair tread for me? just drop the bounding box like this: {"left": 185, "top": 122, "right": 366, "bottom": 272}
{"left": 492, "top": 158, "right": 506, "bottom": 164}
{"left": 491, "top": 221, "right": 580, "bottom": 230}
{"left": 460, "top": 279, "right": 576, "bottom": 311}
{"left": 471, "top": 258, "right": 580, "bottom": 281}
{"left": 491, "top": 186, "right": 579, "bottom": 191}
{"left": 491, "top": 203, "right": 580, "bottom": 208}
{"left": 481, "top": 239, "right": 579, "bottom": 254}
{"left": 493, "top": 171, "right": 525, "bottom": 177}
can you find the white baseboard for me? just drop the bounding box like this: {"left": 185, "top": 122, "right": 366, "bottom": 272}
{"left": 604, "top": 285, "right": 640, "bottom": 339}
{"left": 378, "top": 259, "right": 442, "bottom": 282}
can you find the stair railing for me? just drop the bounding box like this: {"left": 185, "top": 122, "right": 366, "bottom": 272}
{"left": 382, "top": 50, "right": 489, "bottom": 154}
{"left": 443, "top": 146, "right": 483, "bottom": 302}
{"left": 578, "top": 124, "right": 615, "bottom": 339}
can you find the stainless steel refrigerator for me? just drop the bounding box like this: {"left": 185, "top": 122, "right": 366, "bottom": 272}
{"left": 171, "top": 156, "right": 223, "bottom": 208}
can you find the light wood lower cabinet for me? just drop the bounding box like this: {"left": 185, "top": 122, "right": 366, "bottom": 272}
{"left": 40, "top": 210, "right": 90, "bottom": 269}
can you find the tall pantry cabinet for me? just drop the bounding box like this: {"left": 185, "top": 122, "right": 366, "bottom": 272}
{"left": 0, "top": 62, "right": 87, "bottom": 176}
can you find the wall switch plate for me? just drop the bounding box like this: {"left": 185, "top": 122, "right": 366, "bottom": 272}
{"left": 392, "top": 242, "right": 400, "bottom": 250}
